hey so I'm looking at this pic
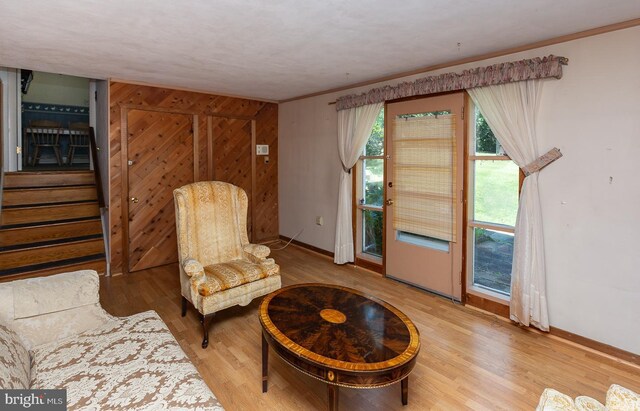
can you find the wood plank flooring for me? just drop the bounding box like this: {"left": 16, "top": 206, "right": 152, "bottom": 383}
{"left": 99, "top": 244, "right": 640, "bottom": 411}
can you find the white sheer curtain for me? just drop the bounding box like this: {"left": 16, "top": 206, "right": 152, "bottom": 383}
{"left": 468, "top": 80, "right": 549, "bottom": 331}
{"left": 334, "top": 102, "right": 384, "bottom": 264}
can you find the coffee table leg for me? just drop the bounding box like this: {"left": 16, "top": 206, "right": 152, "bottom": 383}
{"left": 327, "top": 384, "right": 339, "bottom": 411}
{"left": 262, "top": 333, "right": 268, "bottom": 393}
{"left": 401, "top": 376, "right": 409, "bottom": 405}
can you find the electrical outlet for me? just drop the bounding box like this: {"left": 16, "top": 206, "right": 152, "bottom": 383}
{"left": 315, "top": 216, "right": 324, "bottom": 226}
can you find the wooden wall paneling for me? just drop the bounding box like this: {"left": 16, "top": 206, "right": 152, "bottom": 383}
{"left": 207, "top": 116, "right": 213, "bottom": 181}
{"left": 193, "top": 114, "right": 199, "bottom": 181}
{"left": 109, "top": 82, "right": 278, "bottom": 275}
{"left": 251, "top": 120, "right": 257, "bottom": 243}
{"left": 126, "top": 109, "right": 194, "bottom": 272}
{"left": 210, "top": 115, "right": 254, "bottom": 240}
{"left": 118, "top": 106, "right": 129, "bottom": 274}
{"left": 253, "top": 103, "right": 279, "bottom": 242}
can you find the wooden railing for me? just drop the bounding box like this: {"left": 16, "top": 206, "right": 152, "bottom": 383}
{"left": 89, "top": 127, "right": 105, "bottom": 209}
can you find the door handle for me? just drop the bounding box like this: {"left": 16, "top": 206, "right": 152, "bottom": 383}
{"left": 130, "top": 197, "right": 139, "bottom": 203}
{"left": 386, "top": 199, "right": 393, "bottom": 206}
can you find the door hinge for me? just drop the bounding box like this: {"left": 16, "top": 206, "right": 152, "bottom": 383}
{"left": 16, "top": 146, "right": 22, "bottom": 154}
{"left": 459, "top": 271, "right": 462, "bottom": 285}
{"left": 461, "top": 106, "right": 465, "bottom": 121}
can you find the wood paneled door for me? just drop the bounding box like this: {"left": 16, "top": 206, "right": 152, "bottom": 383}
{"left": 210, "top": 116, "right": 255, "bottom": 240}
{"left": 125, "top": 109, "right": 196, "bottom": 272}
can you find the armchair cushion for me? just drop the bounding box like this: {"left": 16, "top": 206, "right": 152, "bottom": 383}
{"left": 0, "top": 323, "right": 30, "bottom": 389}
{"left": 198, "top": 260, "right": 279, "bottom": 296}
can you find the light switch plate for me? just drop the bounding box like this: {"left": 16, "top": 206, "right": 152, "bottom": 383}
{"left": 256, "top": 144, "right": 269, "bottom": 155}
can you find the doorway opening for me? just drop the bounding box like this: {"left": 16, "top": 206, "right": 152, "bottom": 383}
{"left": 21, "top": 71, "right": 91, "bottom": 171}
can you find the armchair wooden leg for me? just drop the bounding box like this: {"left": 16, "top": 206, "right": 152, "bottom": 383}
{"left": 181, "top": 296, "right": 188, "bottom": 317}
{"left": 200, "top": 313, "right": 214, "bottom": 349}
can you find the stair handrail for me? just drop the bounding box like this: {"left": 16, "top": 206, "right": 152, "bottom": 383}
{"left": 89, "top": 127, "right": 105, "bottom": 209}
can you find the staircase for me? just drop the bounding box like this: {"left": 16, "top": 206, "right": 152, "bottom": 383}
{"left": 0, "top": 171, "right": 106, "bottom": 279}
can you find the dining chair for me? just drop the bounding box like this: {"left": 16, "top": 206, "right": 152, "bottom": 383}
{"left": 67, "top": 122, "right": 91, "bottom": 165}
{"left": 27, "top": 120, "right": 63, "bottom": 166}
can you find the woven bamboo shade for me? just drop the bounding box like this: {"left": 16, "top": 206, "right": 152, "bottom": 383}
{"left": 392, "top": 114, "right": 457, "bottom": 242}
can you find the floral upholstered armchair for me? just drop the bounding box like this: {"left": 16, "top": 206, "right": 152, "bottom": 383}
{"left": 173, "top": 181, "right": 281, "bottom": 348}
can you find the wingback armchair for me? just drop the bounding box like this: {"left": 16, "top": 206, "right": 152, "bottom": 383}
{"left": 173, "top": 182, "right": 281, "bottom": 348}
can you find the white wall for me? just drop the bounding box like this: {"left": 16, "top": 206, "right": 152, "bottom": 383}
{"left": 0, "top": 67, "right": 19, "bottom": 172}
{"left": 22, "top": 71, "right": 89, "bottom": 106}
{"left": 279, "top": 26, "right": 640, "bottom": 354}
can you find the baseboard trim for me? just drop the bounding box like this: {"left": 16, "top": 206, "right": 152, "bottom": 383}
{"left": 549, "top": 326, "right": 640, "bottom": 367}
{"left": 465, "top": 293, "right": 510, "bottom": 319}
{"left": 354, "top": 257, "right": 383, "bottom": 274}
{"left": 467, "top": 300, "right": 639, "bottom": 367}
{"left": 278, "top": 235, "right": 334, "bottom": 259}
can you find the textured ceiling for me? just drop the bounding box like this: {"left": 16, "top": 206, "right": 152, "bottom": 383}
{"left": 0, "top": 0, "right": 638, "bottom": 101}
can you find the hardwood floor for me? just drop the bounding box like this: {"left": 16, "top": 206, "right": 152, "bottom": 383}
{"left": 99, "top": 244, "right": 640, "bottom": 410}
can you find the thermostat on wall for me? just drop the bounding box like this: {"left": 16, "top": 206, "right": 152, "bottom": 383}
{"left": 256, "top": 144, "right": 269, "bottom": 155}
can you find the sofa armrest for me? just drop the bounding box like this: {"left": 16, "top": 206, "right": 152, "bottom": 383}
{"left": 0, "top": 270, "right": 115, "bottom": 349}
{"left": 7, "top": 270, "right": 100, "bottom": 319}
{"left": 243, "top": 244, "right": 271, "bottom": 259}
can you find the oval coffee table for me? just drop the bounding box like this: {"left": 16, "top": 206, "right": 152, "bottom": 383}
{"left": 259, "top": 283, "right": 420, "bottom": 410}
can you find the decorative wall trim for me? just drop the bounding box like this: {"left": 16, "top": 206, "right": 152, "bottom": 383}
{"left": 336, "top": 55, "right": 568, "bottom": 111}
{"left": 22, "top": 102, "right": 89, "bottom": 115}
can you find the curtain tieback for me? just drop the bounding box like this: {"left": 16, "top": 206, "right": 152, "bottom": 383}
{"left": 521, "top": 147, "right": 563, "bottom": 176}
{"left": 342, "top": 164, "right": 352, "bottom": 174}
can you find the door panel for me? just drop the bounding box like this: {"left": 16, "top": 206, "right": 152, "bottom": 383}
{"left": 385, "top": 93, "right": 464, "bottom": 300}
{"left": 127, "top": 109, "right": 194, "bottom": 272}
{"left": 211, "top": 116, "right": 254, "bottom": 240}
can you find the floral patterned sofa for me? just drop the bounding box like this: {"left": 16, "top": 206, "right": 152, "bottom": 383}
{"left": 537, "top": 385, "right": 639, "bottom": 410}
{"left": 0, "top": 270, "right": 223, "bottom": 410}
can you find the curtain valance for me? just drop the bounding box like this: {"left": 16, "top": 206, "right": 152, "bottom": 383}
{"left": 335, "top": 55, "right": 568, "bottom": 111}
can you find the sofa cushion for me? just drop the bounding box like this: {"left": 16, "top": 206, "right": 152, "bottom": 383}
{"left": 0, "top": 322, "right": 30, "bottom": 389}
{"left": 575, "top": 396, "right": 606, "bottom": 411}
{"left": 607, "top": 384, "right": 640, "bottom": 411}
{"left": 537, "top": 388, "right": 579, "bottom": 411}
{"left": 30, "top": 310, "right": 223, "bottom": 410}
{"left": 0, "top": 270, "right": 114, "bottom": 349}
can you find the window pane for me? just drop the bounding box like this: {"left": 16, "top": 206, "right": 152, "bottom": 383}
{"left": 362, "top": 209, "right": 383, "bottom": 257}
{"left": 472, "top": 228, "right": 513, "bottom": 295}
{"left": 364, "top": 159, "right": 383, "bottom": 206}
{"left": 364, "top": 108, "right": 384, "bottom": 156}
{"left": 474, "top": 108, "right": 505, "bottom": 155}
{"left": 473, "top": 160, "right": 519, "bottom": 226}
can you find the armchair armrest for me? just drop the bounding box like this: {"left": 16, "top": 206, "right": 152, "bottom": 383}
{"left": 243, "top": 244, "right": 271, "bottom": 259}
{"left": 182, "top": 258, "right": 205, "bottom": 277}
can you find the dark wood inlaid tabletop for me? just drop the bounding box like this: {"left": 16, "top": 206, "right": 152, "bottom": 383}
{"left": 260, "top": 283, "right": 420, "bottom": 410}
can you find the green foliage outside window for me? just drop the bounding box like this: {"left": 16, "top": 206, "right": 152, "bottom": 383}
{"left": 475, "top": 109, "right": 498, "bottom": 154}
